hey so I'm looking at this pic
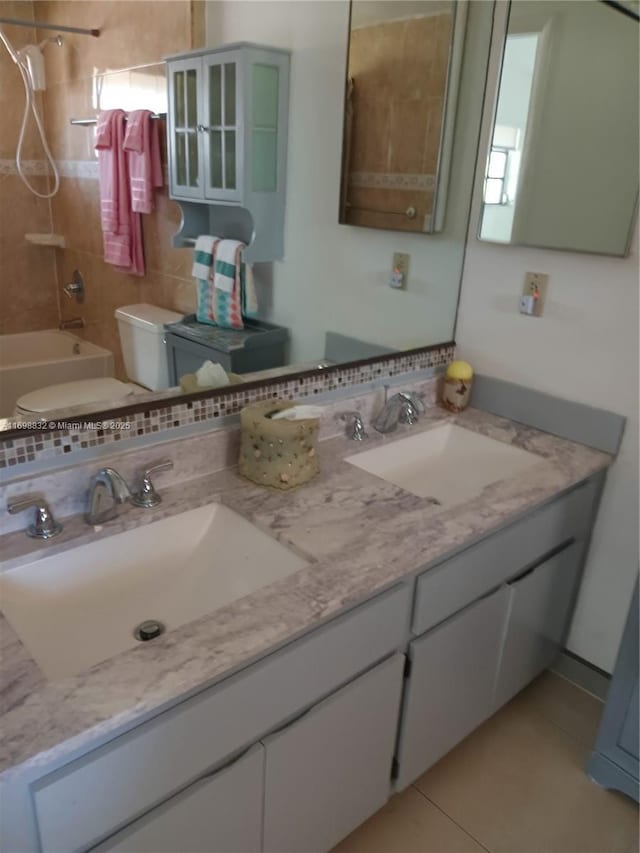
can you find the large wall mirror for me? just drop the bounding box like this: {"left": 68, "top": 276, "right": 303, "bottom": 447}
{"left": 0, "top": 0, "right": 496, "bottom": 437}
{"left": 479, "top": 0, "right": 639, "bottom": 256}
{"left": 339, "top": 0, "right": 467, "bottom": 233}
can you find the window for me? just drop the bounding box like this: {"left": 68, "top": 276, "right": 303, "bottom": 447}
{"left": 483, "top": 146, "right": 509, "bottom": 205}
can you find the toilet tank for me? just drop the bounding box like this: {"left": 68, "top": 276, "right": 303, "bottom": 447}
{"left": 115, "top": 304, "right": 183, "bottom": 390}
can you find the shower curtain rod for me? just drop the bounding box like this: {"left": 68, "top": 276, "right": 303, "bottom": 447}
{"left": 0, "top": 17, "right": 100, "bottom": 37}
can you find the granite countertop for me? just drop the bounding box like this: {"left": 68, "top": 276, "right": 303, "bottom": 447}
{"left": 0, "top": 406, "right": 612, "bottom": 778}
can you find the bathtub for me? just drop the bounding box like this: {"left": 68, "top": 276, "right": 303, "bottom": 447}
{"left": 0, "top": 330, "right": 114, "bottom": 418}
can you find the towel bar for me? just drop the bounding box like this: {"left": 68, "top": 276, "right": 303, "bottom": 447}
{"left": 70, "top": 113, "right": 166, "bottom": 126}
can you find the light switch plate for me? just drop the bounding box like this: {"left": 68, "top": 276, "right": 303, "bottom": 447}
{"left": 522, "top": 271, "right": 549, "bottom": 316}
{"left": 390, "top": 252, "right": 410, "bottom": 289}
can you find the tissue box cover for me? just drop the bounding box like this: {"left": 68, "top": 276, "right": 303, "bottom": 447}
{"left": 239, "top": 400, "right": 320, "bottom": 490}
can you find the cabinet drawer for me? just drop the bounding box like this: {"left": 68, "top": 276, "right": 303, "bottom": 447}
{"left": 412, "top": 482, "right": 592, "bottom": 635}
{"left": 263, "top": 654, "right": 404, "bottom": 853}
{"left": 92, "top": 745, "right": 264, "bottom": 853}
{"left": 495, "top": 543, "right": 582, "bottom": 709}
{"left": 396, "top": 586, "right": 510, "bottom": 790}
{"left": 32, "top": 583, "right": 411, "bottom": 852}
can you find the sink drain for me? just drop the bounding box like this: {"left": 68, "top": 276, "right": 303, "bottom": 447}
{"left": 134, "top": 620, "right": 165, "bottom": 642}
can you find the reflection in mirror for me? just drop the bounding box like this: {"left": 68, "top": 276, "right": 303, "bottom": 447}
{"left": 340, "top": 0, "right": 465, "bottom": 233}
{"left": 0, "top": 0, "right": 495, "bottom": 434}
{"left": 479, "top": 0, "right": 639, "bottom": 256}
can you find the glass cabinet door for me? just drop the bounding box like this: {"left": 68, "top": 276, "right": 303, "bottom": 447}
{"left": 168, "top": 58, "right": 203, "bottom": 199}
{"left": 251, "top": 62, "right": 280, "bottom": 192}
{"left": 203, "top": 53, "right": 242, "bottom": 202}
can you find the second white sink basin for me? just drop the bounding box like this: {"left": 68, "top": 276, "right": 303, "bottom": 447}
{"left": 0, "top": 503, "right": 307, "bottom": 680}
{"left": 346, "top": 423, "right": 542, "bottom": 507}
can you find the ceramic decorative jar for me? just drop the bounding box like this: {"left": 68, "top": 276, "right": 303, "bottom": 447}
{"left": 442, "top": 360, "right": 473, "bottom": 412}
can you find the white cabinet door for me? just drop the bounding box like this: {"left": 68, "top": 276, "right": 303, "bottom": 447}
{"left": 167, "top": 57, "right": 205, "bottom": 200}
{"left": 396, "top": 586, "right": 510, "bottom": 790}
{"left": 93, "top": 745, "right": 264, "bottom": 853}
{"left": 262, "top": 654, "right": 405, "bottom": 853}
{"left": 495, "top": 543, "right": 581, "bottom": 709}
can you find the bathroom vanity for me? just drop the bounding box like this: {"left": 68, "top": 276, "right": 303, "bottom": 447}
{"left": 0, "top": 392, "right": 614, "bottom": 853}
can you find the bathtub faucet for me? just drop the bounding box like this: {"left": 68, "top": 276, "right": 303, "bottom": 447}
{"left": 59, "top": 317, "right": 84, "bottom": 330}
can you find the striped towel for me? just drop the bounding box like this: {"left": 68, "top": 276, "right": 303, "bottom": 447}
{"left": 192, "top": 237, "right": 258, "bottom": 329}
{"left": 192, "top": 236, "right": 220, "bottom": 325}
{"left": 212, "top": 240, "right": 244, "bottom": 329}
{"left": 213, "top": 239, "right": 243, "bottom": 294}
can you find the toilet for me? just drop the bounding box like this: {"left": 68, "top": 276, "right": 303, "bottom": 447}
{"left": 15, "top": 304, "right": 183, "bottom": 417}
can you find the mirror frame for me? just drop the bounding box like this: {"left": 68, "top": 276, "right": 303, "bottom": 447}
{"left": 0, "top": 339, "right": 454, "bottom": 441}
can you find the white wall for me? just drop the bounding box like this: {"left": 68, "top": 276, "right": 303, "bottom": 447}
{"left": 206, "top": 0, "right": 493, "bottom": 362}
{"left": 457, "top": 1, "right": 639, "bottom": 673}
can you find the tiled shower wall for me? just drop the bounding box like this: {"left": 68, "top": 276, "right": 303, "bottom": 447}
{"left": 1, "top": 1, "right": 204, "bottom": 377}
{"left": 346, "top": 11, "right": 453, "bottom": 232}
{"left": 0, "top": 1, "right": 59, "bottom": 334}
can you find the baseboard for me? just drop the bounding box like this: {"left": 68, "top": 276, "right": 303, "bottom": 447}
{"left": 552, "top": 650, "right": 611, "bottom": 701}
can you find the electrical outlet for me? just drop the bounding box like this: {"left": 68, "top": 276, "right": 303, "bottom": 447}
{"left": 390, "top": 252, "right": 410, "bottom": 289}
{"left": 521, "top": 271, "right": 549, "bottom": 316}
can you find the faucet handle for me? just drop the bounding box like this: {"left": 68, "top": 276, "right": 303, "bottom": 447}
{"left": 7, "top": 495, "right": 63, "bottom": 540}
{"left": 398, "top": 391, "right": 426, "bottom": 414}
{"left": 339, "top": 411, "right": 367, "bottom": 441}
{"left": 131, "top": 460, "right": 173, "bottom": 509}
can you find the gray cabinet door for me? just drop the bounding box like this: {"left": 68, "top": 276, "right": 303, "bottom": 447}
{"left": 396, "top": 586, "right": 510, "bottom": 790}
{"left": 167, "top": 57, "right": 204, "bottom": 200}
{"left": 588, "top": 580, "right": 639, "bottom": 801}
{"left": 93, "top": 744, "right": 264, "bottom": 853}
{"left": 494, "top": 543, "right": 580, "bottom": 709}
{"left": 262, "top": 654, "right": 404, "bottom": 853}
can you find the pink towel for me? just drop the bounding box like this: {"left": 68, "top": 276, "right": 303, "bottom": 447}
{"left": 96, "top": 109, "right": 145, "bottom": 276}
{"left": 123, "top": 109, "right": 163, "bottom": 214}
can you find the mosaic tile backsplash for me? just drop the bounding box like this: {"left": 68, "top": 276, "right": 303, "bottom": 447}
{"left": 0, "top": 345, "right": 454, "bottom": 471}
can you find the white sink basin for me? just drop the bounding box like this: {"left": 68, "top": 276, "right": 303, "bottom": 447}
{"left": 0, "top": 504, "right": 307, "bottom": 680}
{"left": 346, "top": 423, "right": 542, "bottom": 507}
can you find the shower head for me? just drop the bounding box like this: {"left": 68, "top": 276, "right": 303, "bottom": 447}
{"left": 38, "top": 34, "right": 63, "bottom": 49}
{"left": 17, "top": 44, "right": 46, "bottom": 89}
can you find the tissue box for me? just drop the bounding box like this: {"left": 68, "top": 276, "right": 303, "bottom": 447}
{"left": 239, "top": 400, "right": 320, "bottom": 490}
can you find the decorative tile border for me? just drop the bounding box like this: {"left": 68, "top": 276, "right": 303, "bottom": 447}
{"left": 57, "top": 159, "right": 99, "bottom": 179}
{"left": 0, "top": 158, "right": 50, "bottom": 177}
{"left": 349, "top": 172, "right": 435, "bottom": 191}
{"left": 0, "top": 159, "right": 139, "bottom": 181}
{"left": 0, "top": 344, "right": 455, "bottom": 471}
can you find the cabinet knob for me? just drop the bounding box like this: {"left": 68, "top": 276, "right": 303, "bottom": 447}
{"left": 197, "top": 124, "right": 210, "bottom": 133}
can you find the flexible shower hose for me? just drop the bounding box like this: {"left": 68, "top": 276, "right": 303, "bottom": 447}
{"left": 0, "top": 28, "right": 60, "bottom": 199}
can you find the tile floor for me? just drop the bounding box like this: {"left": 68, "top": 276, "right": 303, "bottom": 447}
{"left": 333, "top": 672, "right": 639, "bottom": 853}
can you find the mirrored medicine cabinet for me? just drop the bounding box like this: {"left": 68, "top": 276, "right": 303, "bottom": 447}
{"left": 479, "top": 0, "right": 639, "bottom": 257}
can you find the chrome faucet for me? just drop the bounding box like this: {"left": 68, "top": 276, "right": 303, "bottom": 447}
{"left": 86, "top": 467, "right": 132, "bottom": 525}
{"left": 7, "top": 495, "right": 63, "bottom": 539}
{"left": 373, "top": 388, "right": 426, "bottom": 434}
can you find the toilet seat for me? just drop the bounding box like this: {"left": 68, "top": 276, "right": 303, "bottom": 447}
{"left": 15, "top": 378, "right": 138, "bottom": 415}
